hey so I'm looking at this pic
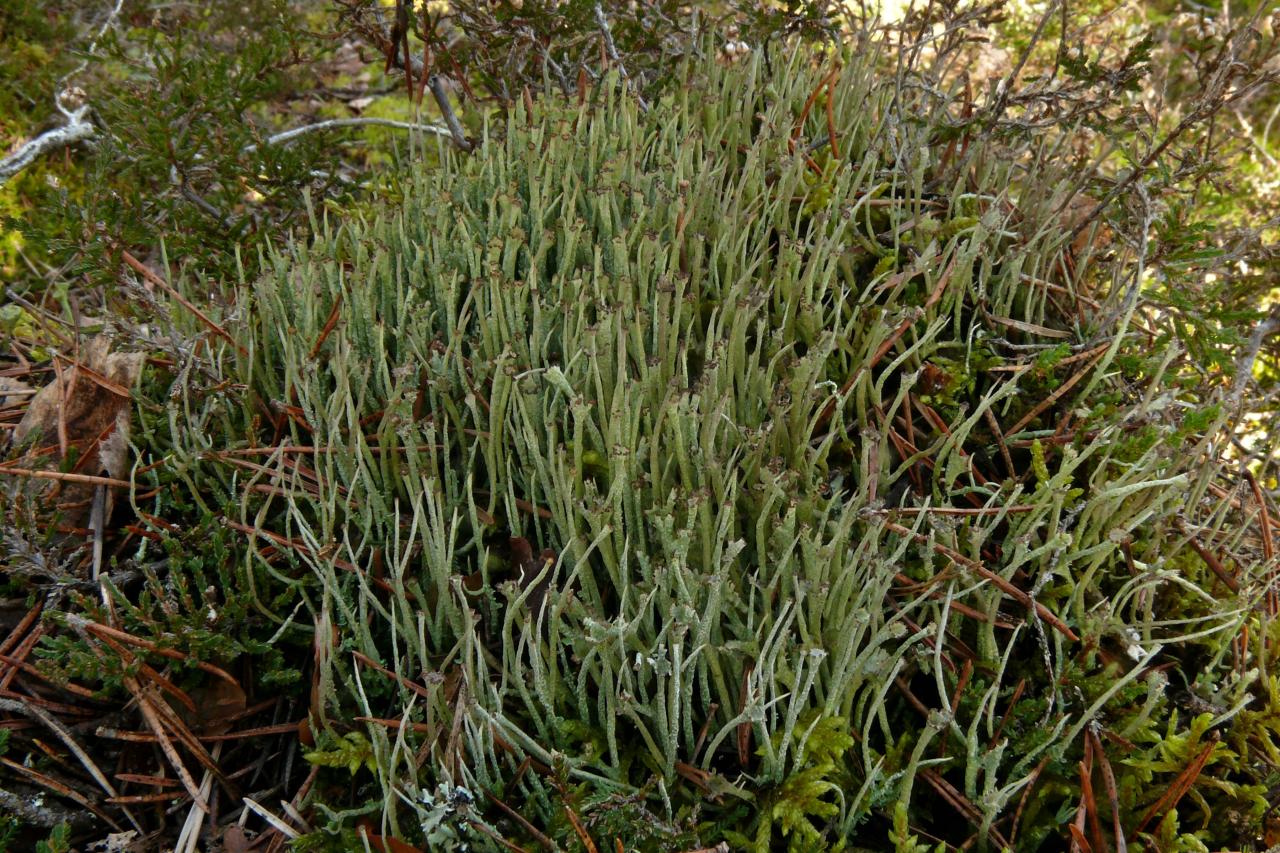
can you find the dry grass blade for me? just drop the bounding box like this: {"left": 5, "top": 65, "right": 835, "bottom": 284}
{"left": 52, "top": 352, "right": 132, "bottom": 399}
{"left": 49, "top": 354, "right": 70, "bottom": 460}
{"left": 1079, "top": 735, "right": 1105, "bottom": 853}
{"left": 138, "top": 680, "right": 239, "bottom": 796}
{"left": 203, "top": 722, "right": 301, "bottom": 740}
{"left": 0, "top": 466, "right": 132, "bottom": 488}
{"left": 1009, "top": 756, "right": 1051, "bottom": 848}
{"left": 0, "top": 626, "right": 43, "bottom": 695}
{"left": 106, "top": 791, "right": 186, "bottom": 804}
{"left": 989, "top": 678, "right": 1027, "bottom": 748}
{"left": 1180, "top": 525, "right": 1240, "bottom": 593}
{"left": 310, "top": 291, "right": 345, "bottom": 359}
{"left": 563, "top": 804, "right": 599, "bottom": 853}
{"left": 174, "top": 741, "right": 223, "bottom": 853}
{"left": 919, "top": 768, "right": 1011, "bottom": 850}
{"left": 1245, "top": 469, "right": 1275, "bottom": 561}
{"left": 0, "top": 601, "right": 43, "bottom": 657}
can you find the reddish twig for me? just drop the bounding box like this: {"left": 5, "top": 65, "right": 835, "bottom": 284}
{"left": 1181, "top": 526, "right": 1240, "bottom": 594}
{"left": 0, "top": 654, "right": 94, "bottom": 698}
{"left": 876, "top": 505, "right": 1038, "bottom": 516}
{"left": 983, "top": 406, "right": 1016, "bottom": 479}
{"left": 485, "top": 790, "right": 555, "bottom": 851}
{"left": 790, "top": 64, "right": 841, "bottom": 174}
{"left": 1079, "top": 735, "right": 1105, "bottom": 853}
{"left": 120, "top": 249, "right": 247, "bottom": 356}
{"left": 920, "top": 768, "right": 1011, "bottom": 850}
{"left": 1244, "top": 468, "right": 1276, "bottom": 615}
{"left": 66, "top": 616, "right": 241, "bottom": 690}
{"left": 309, "top": 292, "right": 344, "bottom": 359}
{"left": 1088, "top": 728, "right": 1127, "bottom": 852}
{"left": 224, "top": 519, "right": 395, "bottom": 594}
{"left": 816, "top": 255, "right": 958, "bottom": 430}
{"left": 1005, "top": 347, "right": 1107, "bottom": 437}
{"left": 884, "top": 521, "right": 1078, "bottom": 641}
{"left": 1135, "top": 736, "right": 1217, "bottom": 833}
{"left": 0, "top": 624, "right": 43, "bottom": 692}
{"left": 355, "top": 716, "right": 432, "bottom": 734}
{"left": 0, "top": 602, "right": 42, "bottom": 659}
{"left": 988, "top": 678, "right": 1027, "bottom": 749}
{"left": 1009, "top": 756, "right": 1051, "bottom": 848}
{"left": 563, "top": 804, "right": 599, "bottom": 853}
{"left": 351, "top": 650, "right": 436, "bottom": 700}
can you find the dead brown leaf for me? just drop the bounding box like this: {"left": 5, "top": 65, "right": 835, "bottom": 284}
{"left": 185, "top": 678, "right": 248, "bottom": 736}
{"left": 222, "top": 824, "right": 252, "bottom": 853}
{"left": 10, "top": 336, "right": 143, "bottom": 538}
{"left": 509, "top": 536, "right": 556, "bottom": 614}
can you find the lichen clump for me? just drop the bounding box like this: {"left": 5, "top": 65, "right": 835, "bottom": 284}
{"left": 204, "top": 49, "right": 1272, "bottom": 850}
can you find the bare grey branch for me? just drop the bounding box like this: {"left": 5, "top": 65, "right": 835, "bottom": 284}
{"left": 0, "top": 0, "right": 124, "bottom": 185}
{"left": 0, "top": 110, "right": 95, "bottom": 186}
{"left": 243, "top": 117, "right": 451, "bottom": 152}
{"left": 595, "top": 3, "right": 649, "bottom": 113}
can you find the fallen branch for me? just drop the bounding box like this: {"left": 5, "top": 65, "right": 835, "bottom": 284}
{"left": 243, "top": 116, "right": 450, "bottom": 152}
{"left": 0, "top": 110, "right": 95, "bottom": 186}
{"left": 0, "top": 0, "right": 123, "bottom": 185}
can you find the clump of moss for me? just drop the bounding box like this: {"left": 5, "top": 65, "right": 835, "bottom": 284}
{"left": 157, "top": 42, "right": 1272, "bottom": 851}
